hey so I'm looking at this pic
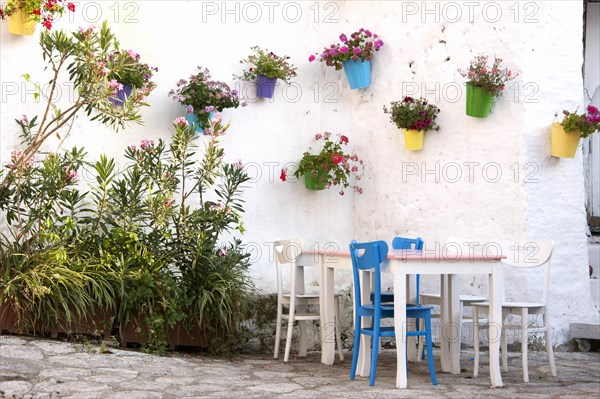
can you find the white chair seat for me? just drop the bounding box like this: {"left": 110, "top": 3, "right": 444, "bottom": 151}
{"left": 421, "top": 293, "right": 487, "bottom": 303}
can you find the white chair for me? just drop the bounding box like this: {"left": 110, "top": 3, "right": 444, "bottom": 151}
{"left": 273, "top": 239, "right": 344, "bottom": 362}
{"left": 417, "top": 238, "right": 488, "bottom": 358}
{"left": 472, "top": 240, "right": 557, "bottom": 382}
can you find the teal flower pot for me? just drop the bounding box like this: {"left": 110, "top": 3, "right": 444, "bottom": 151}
{"left": 342, "top": 60, "right": 371, "bottom": 89}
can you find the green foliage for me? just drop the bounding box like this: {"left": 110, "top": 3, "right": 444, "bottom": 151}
{"left": 560, "top": 105, "right": 600, "bottom": 138}
{"left": 383, "top": 96, "right": 441, "bottom": 132}
{"left": 168, "top": 67, "right": 245, "bottom": 127}
{"left": 284, "top": 132, "right": 364, "bottom": 195}
{"left": 236, "top": 46, "right": 297, "bottom": 82}
{"left": 458, "top": 54, "right": 517, "bottom": 97}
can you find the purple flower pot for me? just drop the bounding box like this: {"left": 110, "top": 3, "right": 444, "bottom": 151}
{"left": 256, "top": 75, "right": 277, "bottom": 99}
{"left": 109, "top": 83, "right": 133, "bottom": 106}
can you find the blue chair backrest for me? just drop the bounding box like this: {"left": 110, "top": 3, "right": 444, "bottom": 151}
{"left": 391, "top": 236, "right": 423, "bottom": 251}
{"left": 349, "top": 240, "right": 389, "bottom": 309}
{"left": 392, "top": 236, "right": 423, "bottom": 304}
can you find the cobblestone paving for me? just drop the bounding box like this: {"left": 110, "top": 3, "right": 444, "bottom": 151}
{"left": 0, "top": 336, "right": 599, "bottom": 398}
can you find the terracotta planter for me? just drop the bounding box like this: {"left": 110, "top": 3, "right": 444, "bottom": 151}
{"left": 8, "top": 9, "right": 37, "bottom": 36}
{"left": 551, "top": 122, "right": 581, "bottom": 158}
{"left": 166, "top": 323, "right": 207, "bottom": 350}
{"left": 49, "top": 310, "right": 114, "bottom": 338}
{"left": 0, "top": 293, "right": 18, "bottom": 333}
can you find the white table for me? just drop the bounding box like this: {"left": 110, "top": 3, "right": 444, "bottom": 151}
{"left": 299, "top": 249, "right": 505, "bottom": 389}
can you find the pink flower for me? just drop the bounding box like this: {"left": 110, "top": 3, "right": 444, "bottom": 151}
{"left": 308, "top": 54, "right": 316, "bottom": 62}
{"left": 64, "top": 166, "right": 79, "bottom": 183}
{"left": 331, "top": 153, "right": 343, "bottom": 164}
{"left": 340, "top": 135, "right": 349, "bottom": 145}
{"left": 218, "top": 247, "right": 228, "bottom": 257}
{"left": 340, "top": 46, "right": 349, "bottom": 54}
{"left": 174, "top": 117, "right": 188, "bottom": 127}
{"left": 140, "top": 139, "right": 154, "bottom": 150}
{"left": 340, "top": 33, "right": 348, "bottom": 42}
{"left": 353, "top": 47, "right": 361, "bottom": 55}
{"left": 165, "top": 197, "right": 175, "bottom": 208}
{"left": 315, "top": 133, "right": 323, "bottom": 140}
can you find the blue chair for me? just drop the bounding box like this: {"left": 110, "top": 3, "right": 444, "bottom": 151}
{"left": 379, "top": 237, "right": 424, "bottom": 304}
{"left": 349, "top": 240, "right": 437, "bottom": 386}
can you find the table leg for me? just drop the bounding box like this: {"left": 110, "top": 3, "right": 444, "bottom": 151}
{"left": 448, "top": 274, "right": 461, "bottom": 374}
{"left": 319, "top": 258, "right": 336, "bottom": 365}
{"left": 357, "top": 270, "right": 372, "bottom": 377}
{"left": 488, "top": 263, "right": 504, "bottom": 387}
{"left": 439, "top": 274, "right": 451, "bottom": 373}
{"left": 406, "top": 275, "right": 417, "bottom": 362}
{"left": 394, "top": 268, "right": 408, "bottom": 388}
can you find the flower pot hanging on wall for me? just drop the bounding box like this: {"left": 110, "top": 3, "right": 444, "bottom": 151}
{"left": 256, "top": 75, "right": 277, "bottom": 99}
{"left": 465, "top": 83, "right": 495, "bottom": 118}
{"left": 8, "top": 9, "right": 37, "bottom": 36}
{"left": 404, "top": 129, "right": 424, "bottom": 151}
{"left": 342, "top": 60, "right": 371, "bottom": 90}
{"left": 185, "top": 111, "right": 214, "bottom": 134}
{"left": 551, "top": 123, "right": 580, "bottom": 158}
{"left": 304, "top": 169, "right": 327, "bottom": 190}
{"left": 108, "top": 83, "right": 132, "bottom": 107}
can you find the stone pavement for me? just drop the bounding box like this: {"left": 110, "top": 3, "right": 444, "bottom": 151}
{"left": 0, "top": 336, "right": 599, "bottom": 399}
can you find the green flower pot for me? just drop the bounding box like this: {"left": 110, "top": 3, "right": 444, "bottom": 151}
{"left": 466, "top": 83, "right": 495, "bottom": 118}
{"left": 304, "top": 170, "right": 327, "bottom": 190}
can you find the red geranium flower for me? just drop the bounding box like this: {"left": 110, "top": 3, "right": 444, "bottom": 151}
{"left": 331, "top": 153, "right": 343, "bottom": 164}
{"left": 33, "top": 9, "right": 41, "bottom": 15}
{"left": 279, "top": 168, "right": 287, "bottom": 182}
{"left": 68, "top": 2, "right": 75, "bottom": 12}
{"left": 340, "top": 135, "right": 349, "bottom": 145}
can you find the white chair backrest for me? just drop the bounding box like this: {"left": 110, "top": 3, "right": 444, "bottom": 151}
{"left": 273, "top": 239, "right": 303, "bottom": 299}
{"left": 498, "top": 240, "right": 553, "bottom": 305}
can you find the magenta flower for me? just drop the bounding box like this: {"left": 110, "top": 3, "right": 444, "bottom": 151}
{"left": 308, "top": 54, "right": 316, "bottom": 62}
{"left": 353, "top": 47, "right": 361, "bottom": 55}
{"left": 186, "top": 105, "right": 194, "bottom": 114}
{"left": 339, "top": 33, "right": 347, "bottom": 42}
{"left": 340, "top": 46, "right": 349, "bottom": 54}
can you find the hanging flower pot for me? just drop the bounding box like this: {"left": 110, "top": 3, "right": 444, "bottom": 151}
{"left": 466, "top": 83, "right": 495, "bottom": 118}
{"left": 8, "top": 9, "right": 37, "bottom": 36}
{"left": 256, "top": 75, "right": 278, "bottom": 99}
{"left": 185, "top": 111, "right": 214, "bottom": 134}
{"left": 551, "top": 123, "right": 581, "bottom": 158}
{"left": 108, "top": 83, "right": 133, "bottom": 106}
{"left": 404, "top": 129, "right": 424, "bottom": 151}
{"left": 384, "top": 97, "right": 441, "bottom": 151}
{"left": 342, "top": 60, "right": 371, "bottom": 90}
{"left": 304, "top": 169, "right": 327, "bottom": 190}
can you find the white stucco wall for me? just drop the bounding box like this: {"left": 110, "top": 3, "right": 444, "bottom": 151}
{"left": 0, "top": 0, "right": 595, "bottom": 345}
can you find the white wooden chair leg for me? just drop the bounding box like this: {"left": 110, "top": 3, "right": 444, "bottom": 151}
{"left": 521, "top": 308, "right": 529, "bottom": 383}
{"left": 334, "top": 296, "right": 344, "bottom": 361}
{"left": 284, "top": 305, "right": 296, "bottom": 362}
{"left": 274, "top": 303, "right": 283, "bottom": 359}
{"left": 473, "top": 305, "right": 480, "bottom": 378}
{"left": 501, "top": 321, "right": 508, "bottom": 372}
{"left": 543, "top": 313, "right": 557, "bottom": 376}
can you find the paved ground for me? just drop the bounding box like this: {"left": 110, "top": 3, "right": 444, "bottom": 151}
{"left": 0, "top": 336, "right": 599, "bottom": 399}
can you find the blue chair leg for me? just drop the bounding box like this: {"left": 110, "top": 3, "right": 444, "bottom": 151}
{"left": 425, "top": 313, "right": 438, "bottom": 385}
{"left": 350, "top": 314, "right": 361, "bottom": 380}
{"left": 370, "top": 331, "right": 379, "bottom": 386}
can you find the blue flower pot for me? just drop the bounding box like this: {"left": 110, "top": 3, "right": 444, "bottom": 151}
{"left": 342, "top": 60, "right": 371, "bottom": 90}
{"left": 108, "top": 83, "right": 132, "bottom": 106}
{"left": 185, "top": 112, "right": 214, "bottom": 134}
{"left": 256, "top": 75, "right": 277, "bottom": 99}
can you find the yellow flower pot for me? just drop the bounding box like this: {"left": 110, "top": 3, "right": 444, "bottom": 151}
{"left": 8, "top": 9, "right": 37, "bottom": 36}
{"left": 551, "top": 123, "right": 581, "bottom": 158}
{"left": 404, "top": 129, "right": 424, "bottom": 151}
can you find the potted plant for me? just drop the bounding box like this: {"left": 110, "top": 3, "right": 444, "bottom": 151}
{"left": 0, "top": 0, "right": 75, "bottom": 35}
{"left": 458, "top": 55, "right": 517, "bottom": 118}
{"left": 551, "top": 105, "right": 600, "bottom": 158}
{"left": 169, "top": 67, "right": 245, "bottom": 133}
{"left": 383, "top": 96, "right": 440, "bottom": 151}
{"left": 309, "top": 28, "right": 384, "bottom": 90}
{"left": 280, "top": 132, "right": 364, "bottom": 195}
{"left": 236, "top": 46, "right": 297, "bottom": 99}
{"left": 106, "top": 49, "right": 157, "bottom": 107}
